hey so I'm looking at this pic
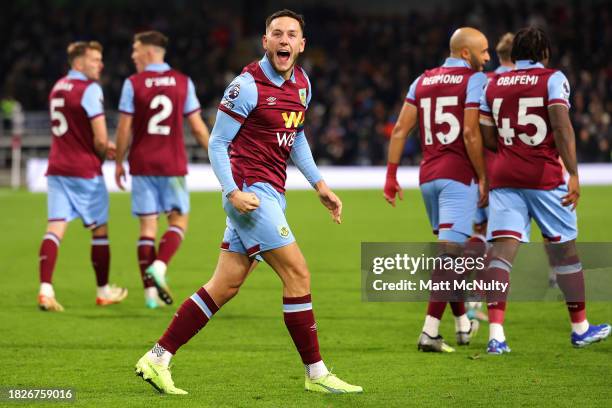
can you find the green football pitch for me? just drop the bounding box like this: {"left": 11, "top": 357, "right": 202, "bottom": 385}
{"left": 1, "top": 187, "right": 611, "bottom": 407}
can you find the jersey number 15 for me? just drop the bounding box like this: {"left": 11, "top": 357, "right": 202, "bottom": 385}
{"left": 420, "top": 96, "right": 460, "bottom": 145}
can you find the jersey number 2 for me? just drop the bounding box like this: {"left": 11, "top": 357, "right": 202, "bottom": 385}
{"left": 148, "top": 95, "right": 173, "bottom": 135}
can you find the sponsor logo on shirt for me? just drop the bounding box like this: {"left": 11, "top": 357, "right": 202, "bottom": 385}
{"left": 266, "top": 96, "right": 277, "bottom": 105}
{"left": 276, "top": 131, "right": 296, "bottom": 147}
{"left": 281, "top": 111, "right": 304, "bottom": 129}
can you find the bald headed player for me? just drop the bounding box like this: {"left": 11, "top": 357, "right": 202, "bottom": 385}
{"left": 479, "top": 27, "right": 610, "bottom": 354}
{"left": 115, "top": 31, "right": 210, "bottom": 309}
{"left": 134, "top": 10, "right": 362, "bottom": 395}
{"left": 384, "top": 27, "right": 490, "bottom": 352}
{"left": 39, "top": 41, "right": 127, "bottom": 311}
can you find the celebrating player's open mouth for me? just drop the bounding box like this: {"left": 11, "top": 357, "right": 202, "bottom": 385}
{"left": 275, "top": 49, "right": 292, "bottom": 66}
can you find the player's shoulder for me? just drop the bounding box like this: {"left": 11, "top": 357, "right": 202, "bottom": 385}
{"left": 167, "top": 68, "right": 189, "bottom": 80}
{"left": 220, "top": 70, "right": 258, "bottom": 112}
{"left": 241, "top": 60, "right": 262, "bottom": 76}
{"left": 83, "top": 81, "right": 103, "bottom": 96}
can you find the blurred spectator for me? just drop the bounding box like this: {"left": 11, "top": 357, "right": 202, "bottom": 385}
{"left": 0, "top": 0, "right": 610, "bottom": 164}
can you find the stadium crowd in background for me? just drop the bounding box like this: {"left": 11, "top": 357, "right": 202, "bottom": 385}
{"left": 1, "top": 0, "right": 610, "bottom": 164}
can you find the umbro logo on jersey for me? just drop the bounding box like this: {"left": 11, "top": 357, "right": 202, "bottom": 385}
{"left": 266, "top": 96, "right": 277, "bottom": 105}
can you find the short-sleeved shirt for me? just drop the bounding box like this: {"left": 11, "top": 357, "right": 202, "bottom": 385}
{"left": 217, "top": 54, "right": 312, "bottom": 193}
{"left": 46, "top": 70, "right": 105, "bottom": 178}
{"left": 479, "top": 60, "right": 570, "bottom": 190}
{"left": 118, "top": 63, "right": 201, "bottom": 176}
{"left": 406, "top": 57, "right": 487, "bottom": 185}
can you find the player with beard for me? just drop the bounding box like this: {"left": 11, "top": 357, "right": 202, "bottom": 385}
{"left": 134, "top": 10, "right": 362, "bottom": 395}
{"left": 384, "top": 28, "right": 490, "bottom": 352}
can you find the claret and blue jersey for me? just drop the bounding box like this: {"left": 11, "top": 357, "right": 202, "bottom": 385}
{"left": 118, "top": 62, "right": 201, "bottom": 216}
{"left": 479, "top": 60, "right": 576, "bottom": 242}
{"left": 208, "top": 54, "right": 322, "bottom": 257}
{"left": 405, "top": 57, "right": 487, "bottom": 242}
{"left": 46, "top": 69, "right": 109, "bottom": 228}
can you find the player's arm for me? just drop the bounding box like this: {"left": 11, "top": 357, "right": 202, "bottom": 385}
{"left": 114, "top": 113, "right": 132, "bottom": 190}
{"left": 479, "top": 120, "right": 498, "bottom": 151}
{"left": 384, "top": 101, "right": 417, "bottom": 206}
{"left": 548, "top": 72, "right": 579, "bottom": 209}
{"left": 208, "top": 110, "right": 259, "bottom": 214}
{"left": 464, "top": 72, "right": 489, "bottom": 208}
{"left": 290, "top": 131, "right": 342, "bottom": 224}
{"left": 385, "top": 76, "right": 420, "bottom": 206}
{"left": 209, "top": 74, "right": 259, "bottom": 213}
{"left": 90, "top": 116, "right": 110, "bottom": 160}
{"left": 187, "top": 112, "right": 210, "bottom": 150}
{"left": 114, "top": 79, "right": 135, "bottom": 190}
{"left": 184, "top": 79, "right": 210, "bottom": 150}
{"left": 82, "top": 83, "right": 113, "bottom": 160}
{"left": 477, "top": 80, "right": 498, "bottom": 151}
{"left": 464, "top": 109, "right": 488, "bottom": 207}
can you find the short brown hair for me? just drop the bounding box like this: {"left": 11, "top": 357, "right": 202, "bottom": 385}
{"left": 134, "top": 31, "right": 168, "bottom": 49}
{"left": 496, "top": 32, "right": 515, "bottom": 61}
{"left": 67, "top": 41, "right": 103, "bottom": 65}
{"left": 265, "top": 9, "right": 305, "bottom": 34}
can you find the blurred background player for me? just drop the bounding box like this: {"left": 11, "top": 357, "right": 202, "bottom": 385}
{"left": 479, "top": 27, "right": 611, "bottom": 354}
{"left": 474, "top": 32, "right": 516, "bottom": 237}
{"left": 38, "top": 41, "right": 127, "bottom": 311}
{"left": 114, "top": 31, "right": 210, "bottom": 309}
{"left": 468, "top": 32, "right": 515, "bottom": 322}
{"left": 135, "top": 10, "right": 362, "bottom": 395}
{"left": 384, "top": 27, "right": 490, "bottom": 352}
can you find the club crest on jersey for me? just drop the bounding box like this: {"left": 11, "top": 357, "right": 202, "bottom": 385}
{"left": 281, "top": 111, "right": 304, "bottom": 129}
{"left": 227, "top": 83, "right": 240, "bottom": 100}
{"left": 299, "top": 88, "right": 307, "bottom": 106}
{"left": 278, "top": 225, "right": 291, "bottom": 238}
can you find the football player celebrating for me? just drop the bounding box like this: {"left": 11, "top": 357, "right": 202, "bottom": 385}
{"left": 134, "top": 10, "right": 362, "bottom": 394}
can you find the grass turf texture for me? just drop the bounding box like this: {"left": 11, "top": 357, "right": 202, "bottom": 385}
{"left": 0, "top": 187, "right": 611, "bottom": 407}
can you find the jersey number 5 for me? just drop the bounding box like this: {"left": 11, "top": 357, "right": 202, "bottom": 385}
{"left": 420, "top": 96, "right": 460, "bottom": 145}
{"left": 491, "top": 97, "right": 547, "bottom": 146}
{"left": 50, "top": 98, "right": 68, "bottom": 137}
{"left": 148, "top": 95, "right": 173, "bottom": 135}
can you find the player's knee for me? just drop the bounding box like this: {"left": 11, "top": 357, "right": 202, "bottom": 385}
{"left": 168, "top": 212, "right": 188, "bottom": 232}
{"left": 139, "top": 216, "right": 157, "bottom": 236}
{"left": 46, "top": 221, "right": 67, "bottom": 240}
{"left": 92, "top": 224, "right": 108, "bottom": 237}
{"left": 283, "top": 263, "right": 311, "bottom": 289}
